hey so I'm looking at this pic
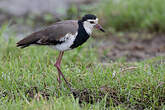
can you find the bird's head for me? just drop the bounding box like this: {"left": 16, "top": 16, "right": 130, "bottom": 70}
{"left": 81, "top": 14, "right": 105, "bottom": 34}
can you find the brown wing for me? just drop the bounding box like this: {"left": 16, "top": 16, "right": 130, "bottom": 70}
{"left": 16, "top": 20, "right": 78, "bottom": 48}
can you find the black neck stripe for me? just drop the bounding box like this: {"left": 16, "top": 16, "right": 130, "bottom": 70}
{"left": 70, "top": 20, "right": 90, "bottom": 49}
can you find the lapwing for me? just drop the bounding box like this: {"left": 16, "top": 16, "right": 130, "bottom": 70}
{"left": 16, "top": 14, "right": 105, "bottom": 88}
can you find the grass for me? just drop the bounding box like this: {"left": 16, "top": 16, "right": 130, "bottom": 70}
{"left": 97, "top": 0, "right": 165, "bottom": 32}
{"left": 0, "top": 26, "right": 165, "bottom": 110}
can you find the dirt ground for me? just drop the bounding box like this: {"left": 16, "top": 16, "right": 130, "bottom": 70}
{"left": 96, "top": 33, "right": 165, "bottom": 62}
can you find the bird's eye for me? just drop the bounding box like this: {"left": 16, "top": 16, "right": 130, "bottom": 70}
{"left": 90, "top": 21, "right": 95, "bottom": 24}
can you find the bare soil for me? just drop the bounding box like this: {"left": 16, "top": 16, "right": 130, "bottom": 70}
{"left": 96, "top": 33, "right": 165, "bottom": 62}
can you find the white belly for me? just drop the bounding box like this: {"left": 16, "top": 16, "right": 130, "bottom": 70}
{"left": 51, "top": 33, "right": 77, "bottom": 51}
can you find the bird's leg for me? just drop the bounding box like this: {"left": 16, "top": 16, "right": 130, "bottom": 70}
{"left": 54, "top": 51, "right": 64, "bottom": 84}
{"left": 54, "top": 52, "right": 71, "bottom": 88}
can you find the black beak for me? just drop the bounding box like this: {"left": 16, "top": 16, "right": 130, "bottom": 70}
{"left": 94, "top": 24, "right": 105, "bottom": 32}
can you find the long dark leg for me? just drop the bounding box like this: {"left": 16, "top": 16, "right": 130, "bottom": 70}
{"left": 54, "top": 52, "right": 71, "bottom": 88}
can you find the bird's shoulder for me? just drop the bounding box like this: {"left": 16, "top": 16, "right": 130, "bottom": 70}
{"left": 42, "top": 20, "right": 78, "bottom": 39}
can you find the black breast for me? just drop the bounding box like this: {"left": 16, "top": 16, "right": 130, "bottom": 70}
{"left": 70, "top": 20, "right": 90, "bottom": 49}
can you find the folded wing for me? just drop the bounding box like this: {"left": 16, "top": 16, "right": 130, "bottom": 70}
{"left": 16, "top": 20, "right": 78, "bottom": 48}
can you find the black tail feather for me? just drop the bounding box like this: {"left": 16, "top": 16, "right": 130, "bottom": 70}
{"left": 16, "top": 43, "right": 30, "bottom": 48}
{"left": 16, "top": 33, "right": 40, "bottom": 48}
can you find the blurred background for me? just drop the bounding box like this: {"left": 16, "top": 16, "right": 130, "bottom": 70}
{"left": 0, "top": 0, "right": 165, "bottom": 62}
{"left": 0, "top": 1, "right": 165, "bottom": 109}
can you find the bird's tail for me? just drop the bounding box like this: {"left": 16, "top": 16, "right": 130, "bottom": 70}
{"left": 16, "top": 33, "right": 40, "bottom": 48}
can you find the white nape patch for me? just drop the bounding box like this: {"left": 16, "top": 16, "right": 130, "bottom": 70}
{"left": 83, "top": 18, "right": 99, "bottom": 35}
{"left": 51, "top": 32, "right": 77, "bottom": 51}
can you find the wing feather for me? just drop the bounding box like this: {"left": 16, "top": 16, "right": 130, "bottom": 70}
{"left": 16, "top": 20, "right": 78, "bottom": 48}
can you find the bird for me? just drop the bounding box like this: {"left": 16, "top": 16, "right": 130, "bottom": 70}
{"left": 16, "top": 14, "right": 105, "bottom": 88}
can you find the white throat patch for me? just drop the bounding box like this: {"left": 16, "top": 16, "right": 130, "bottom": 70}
{"left": 83, "top": 18, "right": 99, "bottom": 35}
{"left": 83, "top": 21, "right": 93, "bottom": 35}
